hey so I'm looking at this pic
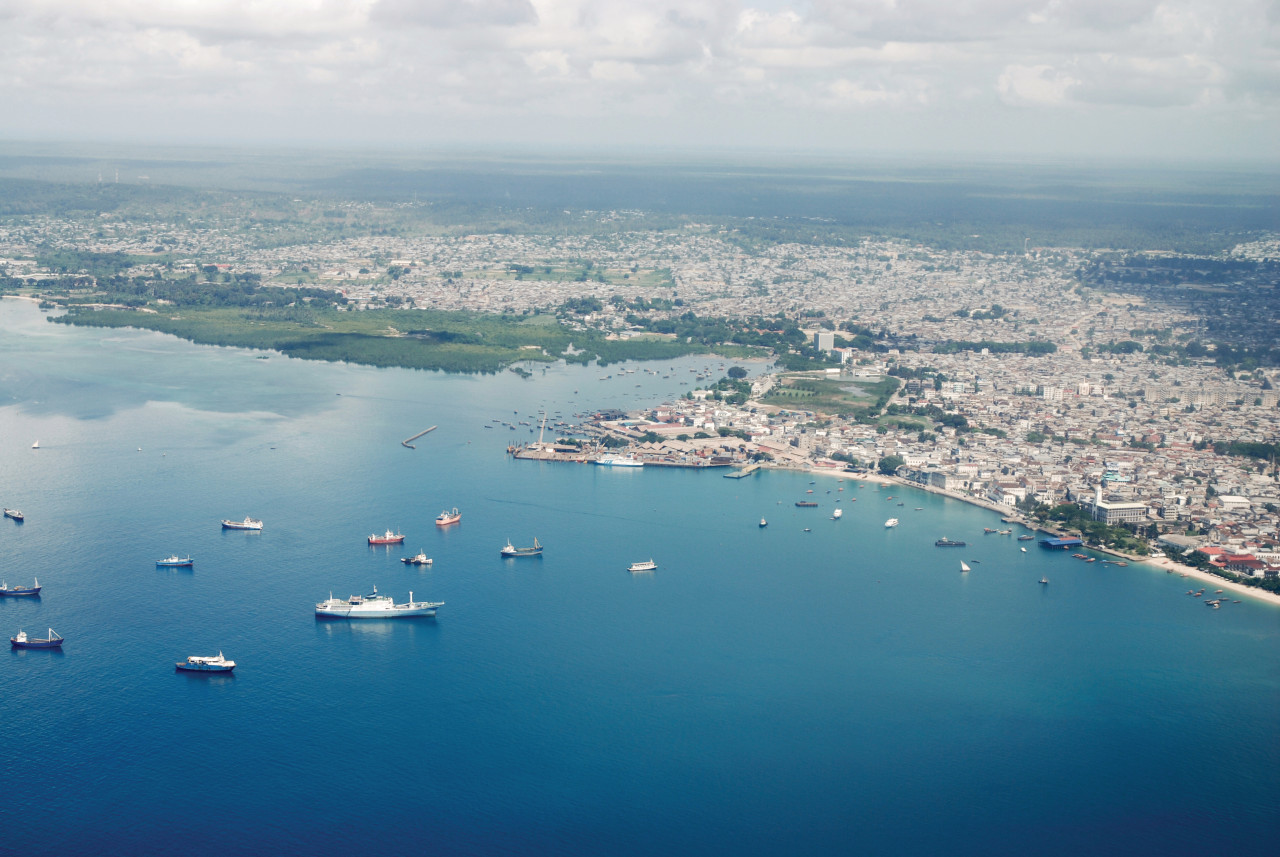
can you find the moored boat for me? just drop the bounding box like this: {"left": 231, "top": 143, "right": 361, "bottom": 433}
{"left": 795, "top": 501, "right": 818, "bottom": 507}
{"left": 0, "top": 578, "right": 41, "bottom": 597}
{"left": 176, "top": 652, "right": 235, "bottom": 672}
{"left": 501, "top": 537, "right": 543, "bottom": 557}
{"left": 628, "top": 559, "right": 657, "bottom": 572}
{"left": 759, "top": 518, "right": 767, "bottom": 528}
{"left": 4, "top": 508, "right": 24, "bottom": 522}
{"left": 435, "top": 507, "right": 461, "bottom": 526}
{"left": 1018, "top": 534, "right": 1035, "bottom": 541}
{"left": 1040, "top": 577, "right": 1049, "bottom": 585}
{"left": 831, "top": 508, "right": 843, "bottom": 520}
{"left": 401, "top": 551, "right": 433, "bottom": 566}
{"left": 156, "top": 555, "right": 194, "bottom": 567}
{"left": 368, "top": 529, "right": 405, "bottom": 545}
{"left": 222, "top": 517, "right": 263, "bottom": 530}
{"left": 11, "top": 628, "right": 62, "bottom": 649}
{"left": 315, "top": 587, "right": 443, "bottom": 618}
{"left": 884, "top": 518, "right": 899, "bottom": 528}
{"left": 935, "top": 537, "right": 966, "bottom": 547}
{"left": 595, "top": 454, "right": 644, "bottom": 467}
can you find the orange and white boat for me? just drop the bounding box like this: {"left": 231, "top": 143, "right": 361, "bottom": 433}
{"left": 435, "top": 507, "right": 461, "bottom": 526}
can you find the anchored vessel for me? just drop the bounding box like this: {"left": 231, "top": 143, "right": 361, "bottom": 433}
{"left": 0, "top": 578, "right": 41, "bottom": 597}
{"left": 11, "top": 628, "right": 62, "bottom": 649}
{"left": 176, "top": 652, "right": 235, "bottom": 672}
{"left": 501, "top": 537, "right": 543, "bottom": 557}
{"left": 795, "top": 501, "right": 818, "bottom": 507}
{"left": 935, "top": 537, "right": 966, "bottom": 547}
{"left": 628, "top": 559, "right": 657, "bottom": 572}
{"left": 884, "top": 518, "right": 899, "bottom": 528}
{"left": 222, "top": 517, "right": 263, "bottom": 530}
{"left": 368, "top": 529, "right": 405, "bottom": 545}
{"left": 315, "top": 587, "right": 443, "bottom": 618}
{"left": 401, "top": 552, "right": 433, "bottom": 566}
{"left": 435, "top": 507, "right": 461, "bottom": 526}
{"left": 4, "top": 508, "right": 24, "bottom": 522}
{"left": 595, "top": 455, "right": 644, "bottom": 467}
{"left": 156, "top": 555, "right": 194, "bottom": 568}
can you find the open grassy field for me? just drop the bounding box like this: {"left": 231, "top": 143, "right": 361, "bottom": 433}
{"left": 760, "top": 373, "right": 898, "bottom": 417}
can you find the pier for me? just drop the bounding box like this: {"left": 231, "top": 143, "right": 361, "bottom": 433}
{"left": 724, "top": 463, "right": 761, "bottom": 479}
{"left": 401, "top": 426, "right": 436, "bottom": 449}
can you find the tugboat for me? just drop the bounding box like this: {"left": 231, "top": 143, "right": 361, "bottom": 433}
{"left": 368, "top": 529, "right": 405, "bottom": 545}
{"left": 435, "top": 507, "right": 461, "bottom": 527}
{"left": 401, "top": 551, "right": 433, "bottom": 566}
{"left": 0, "top": 578, "right": 41, "bottom": 597}
{"left": 222, "top": 517, "right": 263, "bottom": 530}
{"left": 501, "top": 538, "right": 543, "bottom": 557}
{"left": 11, "top": 628, "right": 62, "bottom": 649}
{"left": 759, "top": 518, "right": 768, "bottom": 528}
{"left": 176, "top": 652, "right": 235, "bottom": 672}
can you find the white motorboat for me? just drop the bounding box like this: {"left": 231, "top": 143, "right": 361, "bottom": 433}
{"left": 884, "top": 518, "right": 899, "bottom": 528}
{"left": 628, "top": 559, "right": 657, "bottom": 572}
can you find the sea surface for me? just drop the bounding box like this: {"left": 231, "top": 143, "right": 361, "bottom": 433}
{"left": 1, "top": 298, "right": 1277, "bottom": 856}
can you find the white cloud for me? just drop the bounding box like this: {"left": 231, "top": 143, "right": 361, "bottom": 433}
{"left": 997, "top": 64, "right": 1079, "bottom": 106}
{"left": 0, "top": 0, "right": 1275, "bottom": 158}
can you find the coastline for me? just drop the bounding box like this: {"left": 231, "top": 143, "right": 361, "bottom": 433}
{"left": 861, "top": 472, "right": 1280, "bottom": 609}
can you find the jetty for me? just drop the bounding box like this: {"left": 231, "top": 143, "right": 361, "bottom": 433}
{"left": 724, "top": 463, "right": 761, "bottom": 479}
{"left": 401, "top": 426, "right": 437, "bottom": 449}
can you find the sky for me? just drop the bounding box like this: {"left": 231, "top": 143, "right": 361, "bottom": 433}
{"left": 2, "top": 0, "right": 1278, "bottom": 161}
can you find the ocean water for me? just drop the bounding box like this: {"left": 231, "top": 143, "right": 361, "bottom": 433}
{"left": 1, "top": 298, "right": 1277, "bottom": 856}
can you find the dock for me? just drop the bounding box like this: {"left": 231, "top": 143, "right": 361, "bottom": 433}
{"left": 401, "top": 426, "right": 437, "bottom": 449}
{"left": 724, "top": 463, "right": 761, "bottom": 479}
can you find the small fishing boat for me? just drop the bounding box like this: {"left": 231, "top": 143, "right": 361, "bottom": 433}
{"left": 176, "top": 652, "right": 235, "bottom": 672}
{"left": 435, "top": 507, "right": 461, "bottom": 526}
{"left": 4, "top": 508, "right": 24, "bottom": 522}
{"left": 0, "top": 578, "right": 41, "bottom": 597}
{"left": 401, "top": 552, "right": 433, "bottom": 566}
{"left": 1017, "top": 534, "right": 1035, "bottom": 541}
{"left": 156, "top": 555, "right": 194, "bottom": 568}
{"left": 759, "top": 518, "right": 767, "bottom": 528}
{"left": 1039, "top": 577, "right": 1049, "bottom": 585}
{"left": 628, "top": 559, "right": 657, "bottom": 572}
{"left": 368, "top": 529, "right": 405, "bottom": 545}
{"left": 501, "top": 537, "right": 543, "bottom": 557}
{"left": 11, "top": 628, "right": 62, "bottom": 648}
{"left": 1021, "top": 547, "right": 1027, "bottom": 552}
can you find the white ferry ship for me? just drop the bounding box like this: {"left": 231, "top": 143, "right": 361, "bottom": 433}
{"left": 315, "top": 587, "right": 443, "bottom": 618}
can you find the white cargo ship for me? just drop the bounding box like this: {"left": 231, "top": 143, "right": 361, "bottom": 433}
{"left": 315, "top": 587, "right": 442, "bottom": 618}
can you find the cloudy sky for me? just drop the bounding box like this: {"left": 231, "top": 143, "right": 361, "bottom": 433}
{"left": 2, "top": 0, "right": 1277, "bottom": 160}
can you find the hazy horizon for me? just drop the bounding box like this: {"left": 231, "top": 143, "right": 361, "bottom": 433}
{"left": 2, "top": 1, "right": 1278, "bottom": 163}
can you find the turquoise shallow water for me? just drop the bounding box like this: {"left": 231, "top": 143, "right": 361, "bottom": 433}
{"left": 1, "top": 298, "right": 1278, "bottom": 856}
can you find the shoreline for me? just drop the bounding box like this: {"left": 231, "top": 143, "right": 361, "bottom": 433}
{"left": 857, "top": 472, "right": 1280, "bottom": 609}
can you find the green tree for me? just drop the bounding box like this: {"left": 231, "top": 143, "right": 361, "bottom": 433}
{"left": 878, "top": 455, "right": 904, "bottom": 475}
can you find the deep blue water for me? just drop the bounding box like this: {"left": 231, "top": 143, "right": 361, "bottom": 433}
{"left": 1, "top": 298, "right": 1278, "bottom": 856}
